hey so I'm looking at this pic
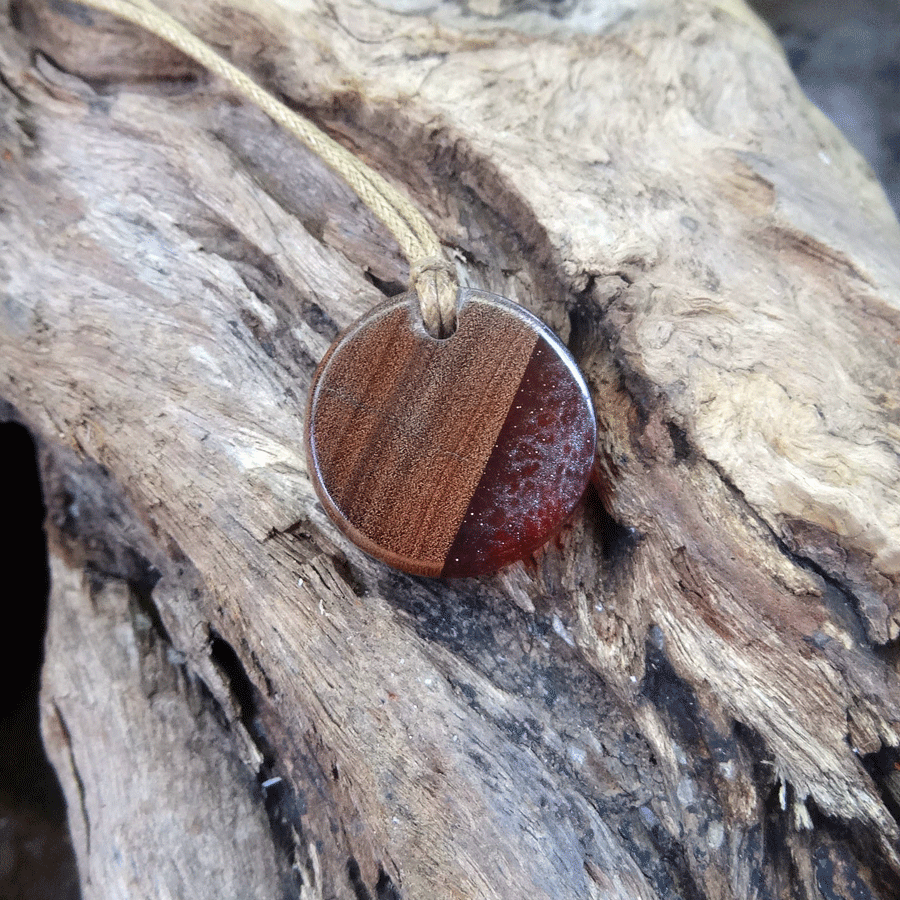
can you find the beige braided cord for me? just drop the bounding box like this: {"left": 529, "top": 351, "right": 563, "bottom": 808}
{"left": 76, "top": 0, "right": 458, "bottom": 336}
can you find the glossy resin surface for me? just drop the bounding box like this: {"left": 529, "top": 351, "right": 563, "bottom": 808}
{"left": 305, "top": 289, "right": 596, "bottom": 577}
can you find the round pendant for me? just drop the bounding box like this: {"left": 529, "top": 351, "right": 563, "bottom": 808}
{"left": 304, "top": 288, "right": 596, "bottom": 577}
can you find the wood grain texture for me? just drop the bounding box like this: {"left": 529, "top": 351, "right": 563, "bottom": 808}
{"left": 0, "top": 0, "right": 899, "bottom": 897}
{"left": 306, "top": 289, "right": 595, "bottom": 576}
{"left": 307, "top": 292, "right": 534, "bottom": 574}
{"left": 42, "top": 552, "right": 285, "bottom": 900}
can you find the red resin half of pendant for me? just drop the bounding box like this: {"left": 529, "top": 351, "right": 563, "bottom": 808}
{"left": 305, "top": 289, "right": 596, "bottom": 578}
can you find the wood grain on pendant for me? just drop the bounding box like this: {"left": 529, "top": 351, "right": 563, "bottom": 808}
{"left": 305, "top": 289, "right": 596, "bottom": 577}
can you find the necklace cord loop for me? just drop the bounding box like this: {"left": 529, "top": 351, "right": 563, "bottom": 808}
{"left": 73, "top": 0, "right": 458, "bottom": 334}
{"left": 409, "top": 256, "right": 458, "bottom": 338}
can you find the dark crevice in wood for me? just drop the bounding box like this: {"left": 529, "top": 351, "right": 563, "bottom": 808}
{"left": 861, "top": 745, "right": 900, "bottom": 828}
{"left": 0, "top": 418, "right": 81, "bottom": 898}
{"left": 206, "top": 629, "right": 308, "bottom": 899}
{"left": 375, "top": 866, "right": 402, "bottom": 900}
{"left": 804, "top": 802, "right": 895, "bottom": 900}
{"left": 582, "top": 480, "right": 639, "bottom": 565}
{"left": 347, "top": 857, "right": 374, "bottom": 900}
{"left": 395, "top": 579, "right": 563, "bottom": 715}
{"left": 637, "top": 646, "right": 717, "bottom": 900}
{"left": 640, "top": 641, "right": 817, "bottom": 898}
{"left": 704, "top": 456, "right": 880, "bottom": 649}
{"left": 264, "top": 518, "right": 334, "bottom": 569}
{"left": 0, "top": 421, "right": 51, "bottom": 703}
{"left": 363, "top": 269, "right": 406, "bottom": 298}
{"left": 33, "top": 44, "right": 202, "bottom": 94}
{"left": 383, "top": 574, "right": 534, "bottom": 679}
{"left": 42, "top": 450, "right": 168, "bottom": 601}
{"left": 666, "top": 422, "right": 693, "bottom": 462}
{"left": 783, "top": 518, "right": 898, "bottom": 647}
{"left": 250, "top": 649, "right": 277, "bottom": 699}
{"left": 567, "top": 298, "right": 639, "bottom": 567}
{"left": 183, "top": 213, "right": 339, "bottom": 353}
{"left": 125, "top": 561, "right": 166, "bottom": 642}
{"left": 12, "top": 0, "right": 205, "bottom": 90}
{"left": 301, "top": 300, "right": 340, "bottom": 343}
{"left": 50, "top": 703, "right": 89, "bottom": 860}
{"left": 83, "top": 547, "right": 162, "bottom": 617}
{"left": 7, "top": 0, "right": 25, "bottom": 31}
{"left": 743, "top": 719, "right": 897, "bottom": 898}
{"left": 757, "top": 776, "right": 801, "bottom": 900}
{"left": 220, "top": 250, "right": 332, "bottom": 369}
{"left": 12, "top": 0, "right": 92, "bottom": 31}
{"left": 209, "top": 630, "right": 260, "bottom": 726}
{"left": 642, "top": 624, "right": 900, "bottom": 896}
{"left": 812, "top": 842, "right": 879, "bottom": 900}
{"left": 238, "top": 305, "right": 278, "bottom": 359}
{"left": 871, "top": 634, "right": 900, "bottom": 669}
{"left": 348, "top": 855, "right": 404, "bottom": 900}
{"left": 731, "top": 721, "right": 811, "bottom": 898}
{"left": 205, "top": 631, "right": 283, "bottom": 797}
{"left": 618, "top": 813, "right": 706, "bottom": 900}
{"left": 566, "top": 277, "right": 603, "bottom": 362}
{"left": 257, "top": 775, "right": 309, "bottom": 900}
{"left": 329, "top": 553, "right": 369, "bottom": 597}
{"left": 82, "top": 73, "right": 203, "bottom": 98}
{"left": 0, "top": 64, "right": 30, "bottom": 108}
{"left": 594, "top": 326, "right": 659, "bottom": 433}
{"left": 640, "top": 642, "right": 702, "bottom": 750}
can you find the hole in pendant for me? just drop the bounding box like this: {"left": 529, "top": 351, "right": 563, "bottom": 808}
{"left": 419, "top": 300, "right": 458, "bottom": 341}
{"left": 436, "top": 318, "right": 457, "bottom": 340}
{"left": 415, "top": 302, "right": 459, "bottom": 342}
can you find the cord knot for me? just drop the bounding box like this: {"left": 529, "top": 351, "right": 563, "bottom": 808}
{"left": 410, "top": 256, "right": 458, "bottom": 339}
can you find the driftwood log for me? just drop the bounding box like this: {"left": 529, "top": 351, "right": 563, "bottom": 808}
{"left": 2, "top": 0, "right": 899, "bottom": 897}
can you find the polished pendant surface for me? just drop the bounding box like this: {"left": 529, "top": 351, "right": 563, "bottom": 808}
{"left": 305, "top": 288, "right": 596, "bottom": 577}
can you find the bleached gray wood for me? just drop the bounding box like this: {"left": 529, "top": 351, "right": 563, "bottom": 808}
{"left": 1, "top": 0, "right": 898, "bottom": 897}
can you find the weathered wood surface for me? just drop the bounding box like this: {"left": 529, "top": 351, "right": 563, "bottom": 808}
{"left": 1, "top": 0, "right": 899, "bottom": 897}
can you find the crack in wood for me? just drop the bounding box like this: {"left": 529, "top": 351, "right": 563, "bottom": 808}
{"left": 706, "top": 455, "right": 882, "bottom": 648}
{"left": 51, "top": 702, "right": 90, "bottom": 859}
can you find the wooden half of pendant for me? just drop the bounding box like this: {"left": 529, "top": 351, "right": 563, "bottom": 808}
{"left": 304, "top": 288, "right": 596, "bottom": 577}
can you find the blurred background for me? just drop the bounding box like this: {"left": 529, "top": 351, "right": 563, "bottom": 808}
{"left": 749, "top": 0, "right": 900, "bottom": 213}
{"left": 2, "top": 1, "right": 899, "bottom": 898}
